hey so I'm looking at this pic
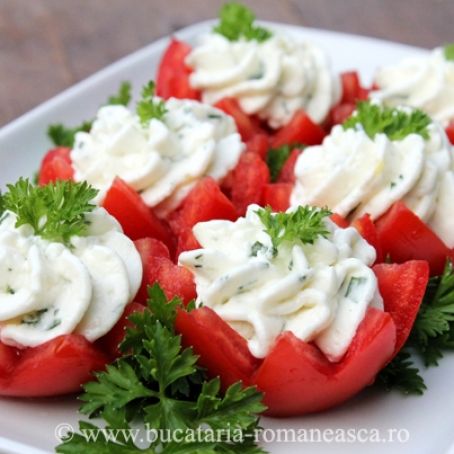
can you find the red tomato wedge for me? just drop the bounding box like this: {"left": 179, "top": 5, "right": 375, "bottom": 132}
{"left": 215, "top": 98, "right": 263, "bottom": 142}
{"left": 352, "top": 214, "right": 383, "bottom": 263}
{"left": 328, "top": 103, "right": 356, "bottom": 126}
{"left": 97, "top": 302, "right": 146, "bottom": 357}
{"left": 156, "top": 38, "right": 200, "bottom": 100}
{"left": 169, "top": 177, "right": 238, "bottom": 235}
{"left": 0, "top": 335, "right": 108, "bottom": 397}
{"left": 102, "top": 177, "right": 173, "bottom": 250}
{"left": 38, "top": 147, "right": 74, "bottom": 186}
{"left": 276, "top": 148, "right": 300, "bottom": 184}
{"left": 376, "top": 201, "right": 454, "bottom": 275}
{"left": 373, "top": 261, "right": 429, "bottom": 355}
{"left": 134, "top": 238, "right": 196, "bottom": 305}
{"left": 246, "top": 133, "right": 270, "bottom": 160}
{"left": 330, "top": 213, "right": 350, "bottom": 228}
{"left": 175, "top": 260, "right": 431, "bottom": 416}
{"left": 231, "top": 153, "right": 270, "bottom": 215}
{"left": 270, "top": 110, "right": 326, "bottom": 148}
{"left": 175, "top": 307, "right": 261, "bottom": 387}
{"left": 261, "top": 183, "right": 292, "bottom": 212}
{"left": 254, "top": 308, "right": 395, "bottom": 416}
{"left": 446, "top": 120, "right": 454, "bottom": 145}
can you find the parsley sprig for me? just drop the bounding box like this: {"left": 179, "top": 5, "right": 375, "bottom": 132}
{"left": 266, "top": 144, "right": 304, "bottom": 182}
{"left": 47, "top": 81, "right": 132, "bottom": 148}
{"left": 1, "top": 178, "right": 97, "bottom": 247}
{"left": 444, "top": 43, "right": 454, "bottom": 61}
{"left": 378, "top": 260, "right": 454, "bottom": 395}
{"left": 56, "top": 284, "right": 266, "bottom": 453}
{"left": 343, "top": 101, "right": 431, "bottom": 141}
{"left": 256, "top": 205, "right": 331, "bottom": 252}
{"left": 214, "top": 2, "right": 272, "bottom": 42}
{"left": 136, "top": 81, "right": 167, "bottom": 126}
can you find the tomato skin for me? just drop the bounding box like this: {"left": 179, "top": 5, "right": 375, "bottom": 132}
{"left": 330, "top": 213, "right": 349, "bottom": 228}
{"left": 102, "top": 177, "right": 173, "bottom": 250}
{"left": 38, "top": 147, "right": 74, "bottom": 186}
{"left": 156, "top": 38, "right": 200, "bottom": 100}
{"left": 253, "top": 308, "right": 395, "bottom": 416}
{"left": 373, "top": 261, "right": 429, "bottom": 355}
{"left": 169, "top": 177, "right": 238, "bottom": 236}
{"left": 270, "top": 110, "right": 326, "bottom": 148}
{"left": 0, "top": 335, "right": 108, "bottom": 397}
{"left": 276, "top": 148, "right": 300, "bottom": 184}
{"left": 352, "top": 214, "right": 383, "bottom": 263}
{"left": 328, "top": 103, "right": 356, "bottom": 126}
{"left": 134, "top": 238, "right": 196, "bottom": 305}
{"left": 246, "top": 133, "right": 270, "bottom": 160}
{"left": 446, "top": 121, "right": 454, "bottom": 145}
{"left": 231, "top": 152, "right": 270, "bottom": 215}
{"left": 175, "top": 307, "right": 261, "bottom": 387}
{"left": 175, "top": 258, "right": 433, "bottom": 415}
{"left": 97, "top": 302, "right": 145, "bottom": 357}
{"left": 261, "top": 183, "right": 292, "bottom": 212}
{"left": 376, "top": 201, "right": 454, "bottom": 275}
{"left": 215, "top": 98, "right": 263, "bottom": 142}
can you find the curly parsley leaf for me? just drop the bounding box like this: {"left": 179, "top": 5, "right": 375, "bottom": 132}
{"left": 378, "top": 260, "right": 454, "bottom": 395}
{"left": 57, "top": 284, "right": 267, "bottom": 453}
{"left": 410, "top": 260, "right": 454, "bottom": 366}
{"left": 136, "top": 81, "right": 167, "bottom": 126}
{"left": 343, "top": 101, "right": 431, "bottom": 141}
{"left": 213, "top": 2, "right": 272, "bottom": 42}
{"left": 377, "top": 350, "right": 426, "bottom": 395}
{"left": 444, "top": 43, "right": 454, "bottom": 61}
{"left": 47, "top": 81, "right": 132, "bottom": 148}
{"left": 2, "top": 178, "right": 97, "bottom": 246}
{"left": 107, "top": 81, "right": 132, "bottom": 106}
{"left": 256, "top": 205, "right": 331, "bottom": 251}
{"left": 266, "top": 144, "right": 303, "bottom": 182}
{"left": 47, "top": 121, "right": 92, "bottom": 148}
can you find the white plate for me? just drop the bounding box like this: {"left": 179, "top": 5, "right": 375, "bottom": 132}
{"left": 0, "top": 20, "right": 452, "bottom": 454}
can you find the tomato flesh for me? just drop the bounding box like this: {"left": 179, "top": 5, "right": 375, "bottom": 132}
{"left": 38, "top": 147, "right": 74, "bottom": 186}
{"left": 156, "top": 38, "right": 200, "bottom": 100}
{"left": 376, "top": 201, "right": 454, "bottom": 275}
{"left": 270, "top": 110, "right": 326, "bottom": 148}
{"left": 102, "top": 177, "right": 173, "bottom": 250}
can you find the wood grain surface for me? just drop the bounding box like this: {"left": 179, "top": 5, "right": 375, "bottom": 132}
{"left": 0, "top": 0, "right": 453, "bottom": 126}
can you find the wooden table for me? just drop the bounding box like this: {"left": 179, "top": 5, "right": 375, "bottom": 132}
{"left": 0, "top": 0, "right": 453, "bottom": 126}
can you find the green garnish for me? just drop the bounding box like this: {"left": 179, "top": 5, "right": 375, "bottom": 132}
{"left": 47, "top": 121, "right": 92, "bottom": 149}
{"left": 136, "top": 81, "right": 167, "bottom": 126}
{"left": 444, "top": 43, "right": 454, "bottom": 61}
{"left": 343, "top": 101, "right": 431, "bottom": 141}
{"left": 377, "top": 350, "right": 426, "bottom": 395}
{"left": 256, "top": 205, "right": 331, "bottom": 251}
{"left": 106, "top": 81, "right": 132, "bottom": 106}
{"left": 266, "top": 144, "right": 303, "bottom": 182}
{"left": 56, "top": 284, "right": 266, "bottom": 453}
{"left": 213, "top": 2, "right": 272, "bottom": 42}
{"left": 410, "top": 260, "right": 454, "bottom": 366}
{"left": 2, "top": 178, "right": 97, "bottom": 247}
{"left": 378, "top": 260, "right": 454, "bottom": 395}
{"left": 47, "top": 81, "right": 132, "bottom": 148}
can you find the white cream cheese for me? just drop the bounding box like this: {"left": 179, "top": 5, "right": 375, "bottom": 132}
{"left": 71, "top": 100, "right": 244, "bottom": 217}
{"left": 372, "top": 48, "right": 454, "bottom": 126}
{"left": 0, "top": 208, "right": 142, "bottom": 348}
{"left": 186, "top": 33, "right": 340, "bottom": 129}
{"left": 178, "top": 205, "right": 382, "bottom": 361}
{"left": 291, "top": 122, "right": 454, "bottom": 247}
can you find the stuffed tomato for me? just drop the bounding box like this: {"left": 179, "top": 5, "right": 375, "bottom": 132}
{"left": 0, "top": 179, "right": 196, "bottom": 397}
{"left": 174, "top": 204, "right": 429, "bottom": 416}
{"left": 275, "top": 101, "right": 454, "bottom": 275}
